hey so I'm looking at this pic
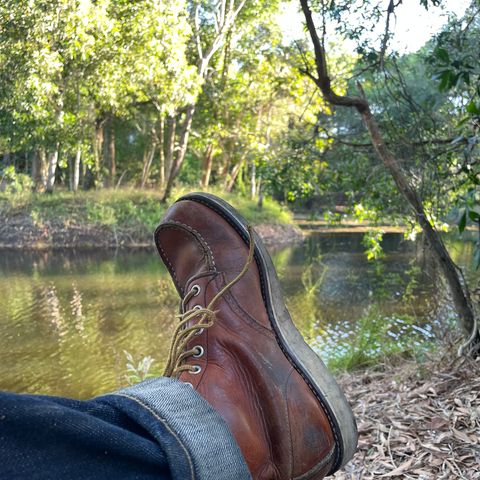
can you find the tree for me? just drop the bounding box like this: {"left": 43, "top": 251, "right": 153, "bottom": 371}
{"left": 298, "top": 0, "right": 480, "bottom": 354}
{"left": 98, "top": 0, "right": 198, "bottom": 189}
{"left": 186, "top": 13, "right": 354, "bottom": 202}
{"left": 0, "top": 0, "right": 197, "bottom": 192}
{"left": 427, "top": 5, "right": 480, "bottom": 264}
{"left": 160, "top": 0, "right": 255, "bottom": 200}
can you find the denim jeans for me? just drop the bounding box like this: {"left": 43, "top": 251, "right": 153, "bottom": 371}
{"left": 0, "top": 377, "right": 252, "bottom": 480}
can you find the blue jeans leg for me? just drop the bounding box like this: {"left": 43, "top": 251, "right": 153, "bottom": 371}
{"left": 0, "top": 377, "right": 251, "bottom": 480}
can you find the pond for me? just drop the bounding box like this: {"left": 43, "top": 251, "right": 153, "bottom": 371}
{"left": 1, "top": 231, "right": 477, "bottom": 399}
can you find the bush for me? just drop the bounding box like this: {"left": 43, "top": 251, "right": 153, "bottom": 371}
{"left": 1, "top": 166, "right": 34, "bottom": 194}
{"left": 314, "top": 306, "right": 437, "bottom": 371}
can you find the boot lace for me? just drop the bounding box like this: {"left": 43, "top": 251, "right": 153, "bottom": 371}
{"left": 163, "top": 225, "right": 255, "bottom": 378}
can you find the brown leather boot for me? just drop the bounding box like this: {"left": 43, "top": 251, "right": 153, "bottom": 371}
{"left": 155, "top": 193, "right": 357, "bottom": 479}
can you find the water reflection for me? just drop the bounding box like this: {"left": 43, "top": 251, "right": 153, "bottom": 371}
{"left": 0, "top": 232, "right": 477, "bottom": 398}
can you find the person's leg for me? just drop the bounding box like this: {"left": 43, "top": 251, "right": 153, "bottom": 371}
{"left": 0, "top": 377, "right": 251, "bottom": 480}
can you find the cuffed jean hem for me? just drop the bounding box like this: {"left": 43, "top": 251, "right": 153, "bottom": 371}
{"left": 102, "top": 377, "right": 252, "bottom": 480}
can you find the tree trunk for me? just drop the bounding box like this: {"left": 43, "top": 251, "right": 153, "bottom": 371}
{"left": 221, "top": 149, "right": 230, "bottom": 185}
{"left": 102, "top": 126, "right": 109, "bottom": 186}
{"left": 158, "top": 116, "right": 165, "bottom": 188}
{"left": 68, "top": 154, "right": 73, "bottom": 191}
{"left": 93, "top": 119, "right": 105, "bottom": 187}
{"left": 163, "top": 114, "right": 176, "bottom": 193}
{"left": 362, "top": 107, "right": 479, "bottom": 351}
{"left": 72, "top": 148, "right": 81, "bottom": 192}
{"left": 45, "top": 148, "right": 59, "bottom": 193}
{"left": 257, "top": 176, "right": 263, "bottom": 209}
{"left": 32, "top": 150, "right": 47, "bottom": 191}
{"left": 200, "top": 143, "right": 214, "bottom": 188}
{"left": 300, "top": 0, "right": 480, "bottom": 354}
{"left": 162, "top": 105, "right": 195, "bottom": 201}
{"left": 158, "top": 1, "right": 247, "bottom": 200}
{"left": 141, "top": 142, "right": 156, "bottom": 188}
{"left": 250, "top": 161, "right": 256, "bottom": 199}
{"left": 103, "top": 118, "right": 116, "bottom": 188}
{"left": 225, "top": 160, "right": 243, "bottom": 192}
{"left": 109, "top": 126, "right": 115, "bottom": 186}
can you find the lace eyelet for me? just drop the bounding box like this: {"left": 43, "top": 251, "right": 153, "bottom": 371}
{"left": 194, "top": 328, "right": 205, "bottom": 336}
{"left": 184, "top": 382, "right": 193, "bottom": 388}
{"left": 190, "top": 284, "right": 201, "bottom": 296}
{"left": 193, "top": 305, "right": 202, "bottom": 311}
{"left": 192, "top": 345, "right": 204, "bottom": 358}
{"left": 190, "top": 365, "right": 202, "bottom": 374}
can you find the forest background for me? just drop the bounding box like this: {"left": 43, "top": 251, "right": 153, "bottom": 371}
{"left": 0, "top": 0, "right": 474, "bottom": 206}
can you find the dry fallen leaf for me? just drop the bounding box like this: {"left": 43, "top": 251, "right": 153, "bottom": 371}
{"left": 333, "top": 352, "right": 480, "bottom": 480}
{"left": 380, "top": 458, "right": 415, "bottom": 477}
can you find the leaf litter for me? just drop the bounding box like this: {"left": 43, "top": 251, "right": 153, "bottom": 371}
{"left": 334, "top": 352, "right": 480, "bottom": 479}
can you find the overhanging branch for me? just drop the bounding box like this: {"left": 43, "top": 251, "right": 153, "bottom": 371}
{"left": 299, "top": 0, "right": 369, "bottom": 112}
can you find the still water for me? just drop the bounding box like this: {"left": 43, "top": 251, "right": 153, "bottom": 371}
{"left": 0, "top": 231, "right": 477, "bottom": 399}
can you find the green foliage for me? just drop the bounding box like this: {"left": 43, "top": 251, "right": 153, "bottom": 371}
{"left": 0, "top": 0, "right": 476, "bottom": 212}
{"left": 0, "top": 0, "right": 354, "bottom": 196}
{"left": 290, "top": 2, "right": 480, "bottom": 276}
{"left": 320, "top": 210, "right": 343, "bottom": 224}
{"left": 427, "top": 6, "right": 480, "bottom": 269}
{"left": 1, "top": 166, "right": 34, "bottom": 194}
{"left": 86, "top": 203, "right": 117, "bottom": 227}
{"left": 0, "top": 0, "right": 197, "bottom": 186}
{"left": 362, "top": 229, "right": 385, "bottom": 261}
{"left": 453, "top": 189, "right": 480, "bottom": 269}
{"left": 187, "top": 10, "right": 355, "bottom": 201}
{"left": 323, "top": 307, "right": 436, "bottom": 371}
{"left": 353, "top": 203, "right": 379, "bottom": 224}
{"left": 124, "top": 350, "right": 157, "bottom": 385}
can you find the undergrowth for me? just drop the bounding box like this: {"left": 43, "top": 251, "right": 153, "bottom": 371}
{"left": 0, "top": 186, "right": 293, "bottom": 233}
{"left": 315, "top": 306, "right": 438, "bottom": 372}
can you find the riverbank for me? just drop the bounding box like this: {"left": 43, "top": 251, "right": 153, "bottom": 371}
{"left": 335, "top": 350, "right": 480, "bottom": 479}
{"left": 0, "top": 189, "right": 303, "bottom": 248}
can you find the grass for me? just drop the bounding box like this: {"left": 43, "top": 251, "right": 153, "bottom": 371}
{"left": 0, "top": 186, "right": 294, "bottom": 235}
{"left": 315, "top": 306, "right": 439, "bottom": 372}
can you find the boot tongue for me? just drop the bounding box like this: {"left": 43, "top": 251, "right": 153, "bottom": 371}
{"left": 155, "top": 221, "right": 215, "bottom": 296}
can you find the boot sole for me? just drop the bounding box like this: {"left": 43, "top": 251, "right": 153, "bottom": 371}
{"left": 177, "top": 192, "right": 358, "bottom": 474}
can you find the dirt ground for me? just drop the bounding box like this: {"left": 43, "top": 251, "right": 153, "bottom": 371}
{"left": 335, "top": 352, "right": 480, "bottom": 479}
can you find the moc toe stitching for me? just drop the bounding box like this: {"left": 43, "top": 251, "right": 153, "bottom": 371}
{"left": 155, "top": 221, "right": 216, "bottom": 294}
{"left": 155, "top": 220, "right": 216, "bottom": 269}
{"left": 173, "top": 197, "right": 270, "bottom": 306}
